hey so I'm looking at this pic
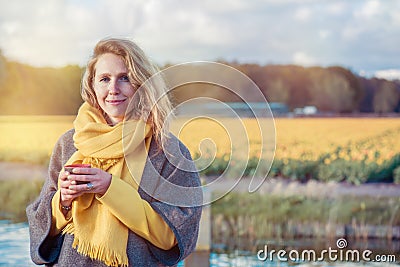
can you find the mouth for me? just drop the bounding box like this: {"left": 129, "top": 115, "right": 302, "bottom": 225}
{"left": 106, "top": 99, "right": 127, "bottom": 105}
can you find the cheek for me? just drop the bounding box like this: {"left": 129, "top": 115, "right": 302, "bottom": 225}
{"left": 125, "top": 85, "right": 136, "bottom": 98}
{"left": 93, "top": 86, "right": 107, "bottom": 101}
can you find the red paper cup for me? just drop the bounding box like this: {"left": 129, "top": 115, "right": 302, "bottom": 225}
{"left": 64, "top": 164, "right": 91, "bottom": 184}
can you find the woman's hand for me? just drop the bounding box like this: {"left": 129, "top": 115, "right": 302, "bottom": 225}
{"left": 59, "top": 171, "right": 75, "bottom": 207}
{"left": 67, "top": 167, "right": 112, "bottom": 196}
{"left": 59, "top": 167, "right": 112, "bottom": 205}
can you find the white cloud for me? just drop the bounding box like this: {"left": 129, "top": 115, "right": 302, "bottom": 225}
{"left": 0, "top": 0, "right": 158, "bottom": 66}
{"left": 354, "top": 0, "right": 380, "bottom": 19}
{"left": 294, "top": 7, "right": 312, "bottom": 21}
{"left": 341, "top": 26, "right": 363, "bottom": 41}
{"left": 318, "top": 30, "right": 331, "bottom": 39}
{"left": 1, "top": 21, "right": 19, "bottom": 35}
{"left": 0, "top": 0, "right": 90, "bottom": 66}
{"left": 375, "top": 69, "right": 400, "bottom": 81}
{"left": 327, "top": 2, "right": 347, "bottom": 15}
{"left": 292, "top": 52, "right": 316, "bottom": 66}
{"left": 0, "top": 0, "right": 399, "bottom": 74}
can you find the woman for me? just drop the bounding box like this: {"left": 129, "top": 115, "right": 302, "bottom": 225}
{"left": 26, "top": 38, "right": 202, "bottom": 266}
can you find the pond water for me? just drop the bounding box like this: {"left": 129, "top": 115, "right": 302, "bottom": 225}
{"left": 0, "top": 221, "right": 34, "bottom": 266}
{"left": 0, "top": 221, "right": 399, "bottom": 267}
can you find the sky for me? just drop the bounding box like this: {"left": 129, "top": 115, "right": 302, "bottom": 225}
{"left": 0, "top": 0, "right": 399, "bottom": 80}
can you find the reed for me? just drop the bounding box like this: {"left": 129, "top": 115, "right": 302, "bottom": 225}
{"left": 0, "top": 180, "right": 44, "bottom": 222}
{"left": 211, "top": 191, "right": 400, "bottom": 251}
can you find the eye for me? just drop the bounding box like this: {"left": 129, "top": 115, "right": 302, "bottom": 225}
{"left": 99, "top": 76, "right": 110, "bottom": 82}
{"left": 119, "top": 75, "right": 130, "bottom": 82}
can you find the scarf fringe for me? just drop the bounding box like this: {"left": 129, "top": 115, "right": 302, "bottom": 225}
{"left": 63, "top": 224, "right": 128, "bottom": 267}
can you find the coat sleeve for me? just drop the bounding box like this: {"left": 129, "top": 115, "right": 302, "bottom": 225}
{"left": 139, "top": 136, "right": 203, "bottom": 266}
{"left": 96, "top": 176, "right": 177, "bottom": 249}
{"left": 25, "top": 130, "right": 74, "bottom": 264}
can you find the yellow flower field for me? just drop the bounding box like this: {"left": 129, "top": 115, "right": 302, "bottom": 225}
{"left": 173, "top": 117, "right": 400, "bottom": 164}
{"left": 0, "top": 116, "right": 74, "bottom": 163}
{"left": 1, "top": 116, "right": 399, "bottom": 170}
{"left": 274, "top": 118, "right": 400, "bottom": 162}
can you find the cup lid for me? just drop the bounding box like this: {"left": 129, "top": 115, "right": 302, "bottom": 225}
{"left": 64, "top": 164, "right": 91, "bottom": 168}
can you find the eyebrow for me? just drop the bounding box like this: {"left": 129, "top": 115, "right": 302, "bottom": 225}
{"left": 95, "top": 71, "right": 128, "bottom": 77}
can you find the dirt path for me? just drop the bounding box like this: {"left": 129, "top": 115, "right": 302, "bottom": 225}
{"left": 0, "top": 161, "right": 47, "bottom": 180}
{"left": 1, "top": 161, "right": 400, "bottom": 197}
{"left": 203, "top": 176, "right": 400, "bottom": 198}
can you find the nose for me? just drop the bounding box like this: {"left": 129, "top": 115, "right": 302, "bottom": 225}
{"left": 108, "top": 79, "right": 120, "bottom": 95}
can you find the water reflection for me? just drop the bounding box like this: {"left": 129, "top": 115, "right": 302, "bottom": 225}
{"left": 0, "top": 221, "right": 183, "bottom": 267}
{"left": 0, "top": 221, "right": 399, "bottom": 266}
{"left": 210, "top": 251, "right": 400, "bottom": 267}
{"left": 0, "top": 221, "right": 34, "bottom": 266}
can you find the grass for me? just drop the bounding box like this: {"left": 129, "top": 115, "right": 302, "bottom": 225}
{"left": 6, "top": 178, "right": 399, "bottom": 228}
{"left": 212, "top": 191, "right": 400, "bottom": 226}
{"left": 211, "top": 191, "right": 400, "bottom": 250}
{"left": 0, "top": 180, "right": 44, "bottom": 222}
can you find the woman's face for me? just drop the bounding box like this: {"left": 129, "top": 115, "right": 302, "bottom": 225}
{"left": 93, "top": 53, "right": 135, "bottom": 125}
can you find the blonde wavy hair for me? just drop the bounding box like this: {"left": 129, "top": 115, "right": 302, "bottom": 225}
{"left": 81, "top": 37, "right": 173, "bottom": 146}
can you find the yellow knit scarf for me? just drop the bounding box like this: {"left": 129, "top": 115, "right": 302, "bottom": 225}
{"left": 62, "top": 102, "right": 152, "bottom": 266}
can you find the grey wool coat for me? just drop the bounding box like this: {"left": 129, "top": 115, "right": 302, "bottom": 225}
{"left": 26, "top": 129, "right": 203, "bottom": 266}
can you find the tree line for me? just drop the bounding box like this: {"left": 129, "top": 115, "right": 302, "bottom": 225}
{"left": 0, "top": 52, "right": 399, "bottom": 115}
{"left": 232, "top": 63, "right": 400, "bottom": 113}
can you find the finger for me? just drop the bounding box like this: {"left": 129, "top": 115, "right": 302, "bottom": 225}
{"left": 67, "top": 184, "right": 79, "bottom": 191}
{"left": 62, "top": 187, "right": 78, "bottom": 195}
{"left": 72, "top": 167, "right": 96, "bottom": 175}
{"left": 61, "top": 194, "right": 73, "bottom": 201}
{"left": 68, "top": 183, "right": 95, "bottom": 192}
{"left": 59, "top": 171, "right": 70, "bottom": 181}
{"left": 60, "top": 180, "right": 72, "bottom": 189}
{"left": 67, "top": 174, "right": 91, "bottom": 184}
{"left": 62, "top": 192, "right": 82, "bottom": 201}
{"left": 80, "top": 183, "right": 95, "bottom": 192}
{"left": 61, "top": 189, "right": 76, "bottom": 201}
